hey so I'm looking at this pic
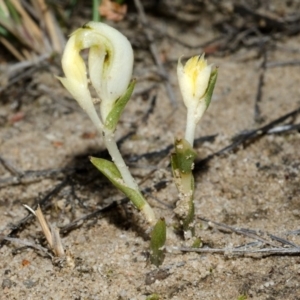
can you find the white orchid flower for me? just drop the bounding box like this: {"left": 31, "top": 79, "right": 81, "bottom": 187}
{"left": 57, "top": 22, "right": 156, "bottom": 225}
{"left": 58, "top": 21, "right": 134, "bottom": 125}
{"left": 177, "top": 54, "right": 217, "bottom": 146}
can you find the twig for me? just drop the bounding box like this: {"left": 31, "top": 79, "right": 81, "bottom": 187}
{"left": 142, "top": 94, "right": 157, "bottom": 123}
{"left": 3, "top": 237, "right": 52, "bottom": 258}
{"left": 133, "top": 0, "right": 176, "bottom": 107}
{"left": 0, "top": 54, "right": 50, "bottom": 94}
{"left": 254, "top": 49, "right": 267, "bottom": 123}
{"left": 198, "top": 216, "right": 299, "bottom": 248}
{"left": 0, "top": 130, "right": 137, "bottom": 189}
{"left": 234, "top": 4, "right": 285, "bottom": 33}
{"left": 177, "top": 246, "right": 300, "bottom": 256}
{"left": 165, "top": 34, "right": 224, "bottom": 50}
{"left": 198, "top": 217, "right": 277, "bottom": 247}
{"left": 60, "top": 180, "right": 170, "bottom": 234}
{"left": 127, "top": 134, "right": 217, "bottom": 163}
{"left": 0, "top": 167, "right": 74, "bottom": 188}
{"left": 268, "top": 233, "right": 298, "bottom": 248}
{"left": 60, "top": 198, "right": 123, "bottom": 234}
{"left": 195, "top": 106, "right": 300, "bottom": 171}
{"left": 267, "top": 123, "right": 300, "bottom": 134}
{"left": 267, "top": 60, "right": 300, "bottom": 68}
{"left": 6, "top": 53, "right": 50, "bottom": 76}
{"left": 0, "top": 155, "right": 24, "bottom": 176}
{"left": 0, "top": 36, "right": 25, "bottom": 61}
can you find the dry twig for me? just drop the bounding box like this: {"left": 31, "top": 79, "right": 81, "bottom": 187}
{"left": 175, "top": 216, "right": 300, "bottom": 257}
{"left": 195, "top": 106, "right": 300, "bottom": 171}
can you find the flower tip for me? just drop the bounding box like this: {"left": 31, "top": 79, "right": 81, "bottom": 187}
{"left": 177, "top": 56, "right": 184, "bottom": 71}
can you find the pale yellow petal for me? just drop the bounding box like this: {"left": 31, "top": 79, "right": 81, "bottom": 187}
{"left": 61, "top": 34, "right": 87, "bottom": 86}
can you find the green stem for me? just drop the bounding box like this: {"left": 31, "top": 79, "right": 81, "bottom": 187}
{"left": 92, "top": 0, "right": 101, "bottom": 22}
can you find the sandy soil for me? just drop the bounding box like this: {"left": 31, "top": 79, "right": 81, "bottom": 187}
{"left": 1, "top": 1, "right": 300, "bottom": 299}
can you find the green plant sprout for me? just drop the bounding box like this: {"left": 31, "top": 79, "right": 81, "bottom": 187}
{"left": 146, "top": 294, "right": 160, "bottom": 300}
{"left": 172, "top": 55, "right": 217, "bottom": 237}
{"left": 58, "top": 21, "right": 218, "bottom": 266}
{"left": 150, "top": 218, "right": 166, "bottom": 267}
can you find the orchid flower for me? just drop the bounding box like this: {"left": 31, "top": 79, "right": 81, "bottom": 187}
{"left": 58, "top": 22, "right": 156, "bottom": 226}
{"left": 58, "top": 21, "right": 134, "bottom": 125}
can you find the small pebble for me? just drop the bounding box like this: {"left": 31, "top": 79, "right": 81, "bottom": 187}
{"left": 2, "top": 278, "right": 13, "bottom": 289}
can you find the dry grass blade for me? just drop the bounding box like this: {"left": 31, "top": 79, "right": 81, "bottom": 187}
{"left": 34, "top": 0, "right": 65, "bottom": 53}
{"left": 34, "top": 205, "right": 53, "bottom": 249}
{"left": 0, "top": 0, "right": 65, "bottom": 61}
{"left": 24, "top": 205, "right": 65, "bottom": 257}
{"left": 0, "top": 35, "right": 24, "bottom": 60}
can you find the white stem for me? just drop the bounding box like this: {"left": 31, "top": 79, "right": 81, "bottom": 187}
{"left": 103, "top": 127, "right": 156, "bottom": 225}
{"left": 88, "top": 112, "right": 133, "bottom": 186}
{"left": 103, "top": 128, "right": 138, "bottom": 190}
{"left": 184, "top": 107, "right": 196, "bottom": 147}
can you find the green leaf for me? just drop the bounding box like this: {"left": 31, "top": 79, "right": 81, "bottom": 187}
{"left": 0, "top": 25, "right": 8, "bottom": 36}
{"left": 173, "top": 138, "right": 197, "bottom": 174}
{"left": 150, "top": 218, "right": 166, "bottom": 267}
{"left": 171, "top": 145, "right": 195, "bottom": 194}
{"left": 171, "top": 139, "right": 195, "bottom": 234}
{"left": 204, "top": 68, "right": 218, "bottom": 110}
{"left": 104, "top": 80, "right": 135, "bottom": 131}
{"left": 90, "top": 156, "right": 146, "bottom": 210}
{"left": 170, "top": 153, "right": 179, "bottom": 179}
{"left": 2, "top": 0, "right": 21, "bottom": 24}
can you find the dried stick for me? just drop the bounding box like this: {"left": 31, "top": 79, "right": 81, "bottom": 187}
{"left": 177, "top": 246, "right": 300, "bottom": 256}
{"left": 174, "top": 215, "right": 300, "bottom": 257}
{"left": 0, "top": 166, "right": 72, "bottom": 188}
{"left": 0, "top": 36, "right": 25, "bottom": 61}
{"left": 24, "top": 205, "right": 65, "bottom": 257}
{"left": 60, "top": 180, "right": 171, "bottom": 234}
{"left": 35, "top": 0, "right": 65, "bottom": 53}
{"left": 267, "top": 60, "right": 300, "bottom": 68}
{"left": 3, "top": 237, "right": 52, "bottom": 258}
{"left": 254, "top": 49, "right": 267, "bottom": 123}
{"left": 0, "top": 155, "right": 24, "bottom": 176}
{"left": 10, "top": 0, "right": 44, "bottom": 53}
{"left": 195, "top": 106, "right": 300, "bottom": 170}
{"left": 198, "top": 216, "right": 299, "bottom": 248}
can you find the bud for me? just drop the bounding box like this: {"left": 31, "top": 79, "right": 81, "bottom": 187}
{"left": 177, "top": 54, "right": 217, "bottom": 145}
